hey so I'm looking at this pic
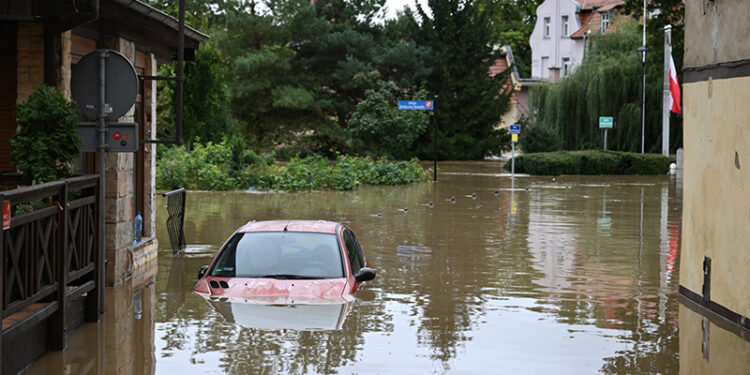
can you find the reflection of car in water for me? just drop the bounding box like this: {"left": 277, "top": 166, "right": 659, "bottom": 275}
{"left": 202, "top": 295, "right": 353, "bottom": 330}
{"left": 194, "top": 220, "right": 376, "bottom": 300}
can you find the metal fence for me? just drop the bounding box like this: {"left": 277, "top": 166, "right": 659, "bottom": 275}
{"left": 162, "top": 188, "right": 186, "bottom": 253}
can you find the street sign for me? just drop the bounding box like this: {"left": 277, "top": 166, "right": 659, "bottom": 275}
{"left": 599, "top": 117, "right": 614, "bottom": 128}
{"left": 72, "top": 50, "right": 138, "bottom": 120}
{"left": 398, "top": 100, "right": 434, "bottom": 110}
{"left": 77, "top": 122, "right": 139, "bottom": 153}
{"left": 3, "top": 201, "right": 9, "bottom": 230}
{"left": 511, "top": 134, "right": 518, "bottom": 142}
{"left": 509, "top": 124, "right": 521, "bottom": 134}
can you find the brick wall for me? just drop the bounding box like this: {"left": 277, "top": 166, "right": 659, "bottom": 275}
{"left": 16, "top": 22, "right": 44, "bottom": 103}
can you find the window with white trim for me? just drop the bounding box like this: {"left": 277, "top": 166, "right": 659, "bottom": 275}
{"left": 544, "top": 17, "right": 551, "bottom": 38}
{"left": 562, "top": 57, "right": 571, "bottom": 76}
{"left": 600, "top": 11, "right": 613, "bottom": 34}
{"left": 562, "top": 16, "right": 569, "bottom": 37}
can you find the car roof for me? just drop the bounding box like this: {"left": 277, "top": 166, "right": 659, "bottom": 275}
{"left": 237, "top": 220, "right": 340, "bottom": 234}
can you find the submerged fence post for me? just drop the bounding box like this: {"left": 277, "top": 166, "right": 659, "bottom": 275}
{"left": 163, "top": 188, "right": 186, "bottom": 253}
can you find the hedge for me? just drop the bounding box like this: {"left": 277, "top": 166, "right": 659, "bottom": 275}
{"left": 503, "top": 150, "right": 670, "bottom": 175}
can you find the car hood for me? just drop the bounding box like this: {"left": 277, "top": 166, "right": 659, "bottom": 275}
{"left": 194, "top": 277, "right": 349, "bottom": 300}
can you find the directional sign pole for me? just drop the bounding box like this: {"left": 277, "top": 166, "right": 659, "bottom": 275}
{"left": 97, "top": 50, "right": 108, "bottom": 313}
{"left": 433, "top": 96, "right": 438, "bottom": 182}
{"left": 511, "top": 139, "right": 515, "bottom": 176}
{"left": 604, "top": 129, "right": 608, "bottom": 151}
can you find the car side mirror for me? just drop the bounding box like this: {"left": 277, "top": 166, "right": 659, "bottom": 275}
{"left": 198, "top": 265, "right": 209, "bottom": 279}
{"left": 354, "top": 267, "right": 376, "bottom": 283}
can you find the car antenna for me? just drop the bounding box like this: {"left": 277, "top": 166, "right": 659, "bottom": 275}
{"left": 283, "top": 221, "right": 289, "bottom": 232}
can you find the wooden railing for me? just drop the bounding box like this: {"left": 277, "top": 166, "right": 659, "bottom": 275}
{"left": 0, "top": 175, "right": 101, "bottom": 350}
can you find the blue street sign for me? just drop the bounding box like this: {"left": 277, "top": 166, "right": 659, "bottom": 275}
{"left": 398, "top": 100, "right": 434, "bottom": 110}
{"left": 509, "top": 124, "right": 521, "bottom": 134}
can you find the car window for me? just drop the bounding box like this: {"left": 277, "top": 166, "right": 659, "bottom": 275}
{"left": 209, "top": 232, "right": 344, "bottom": 279}
{"left": 343, "top": 230, "right": 363, "bottom": 274}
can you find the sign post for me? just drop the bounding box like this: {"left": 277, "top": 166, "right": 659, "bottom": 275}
{"left": 599, "top": 116, "right": 613, "bottom": 150}
{"left": 398, "top": 99, "right": 436, "bottom": 181}
{"left": 509, "top": 124, "right": 521, "bottom": 176}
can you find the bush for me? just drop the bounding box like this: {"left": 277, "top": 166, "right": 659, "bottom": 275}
{"left": 518, "top": 118, "right": 563, "bottom": 154}
{"left": 504, "top": 150, "right": 670, "bottom": 175}
{"left": 157, "top": 140, "right": 429, "bottom": 191}
{"left": 11, "top": 85, "right": 81, "bottom": 184}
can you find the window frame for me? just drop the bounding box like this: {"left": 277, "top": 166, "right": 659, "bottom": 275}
{"left": 543, "top": 17, "right": 551, "bottom": 38}
{"left": 562, "top": 15, "right": 569, "bottom": 37}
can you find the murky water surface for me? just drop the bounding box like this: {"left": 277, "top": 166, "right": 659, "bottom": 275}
{"left": 28, "top": 161, "right": 710, "bottom": 374}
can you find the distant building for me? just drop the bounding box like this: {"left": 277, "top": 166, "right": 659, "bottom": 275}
{"left": 489, "top": 45, "right": 543, "bottom": 127}
{"left": 529, "top": 0, "right": 626, "bottom": 82}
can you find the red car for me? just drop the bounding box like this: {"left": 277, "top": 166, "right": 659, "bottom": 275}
{"left": 194, "top": 220, "right": 375, "bottom": 302}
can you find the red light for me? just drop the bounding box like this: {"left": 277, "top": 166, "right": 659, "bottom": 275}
{"left": 113, "top": 132, "right": 121, "bottom": 140}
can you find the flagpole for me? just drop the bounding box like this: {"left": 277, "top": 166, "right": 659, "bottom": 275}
{"left": 662, "top": 25, "right": 671, "bottom": 156}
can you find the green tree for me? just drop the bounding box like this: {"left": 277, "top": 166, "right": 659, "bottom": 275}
{"left": 11, "top": 85, "right": 81, "bottom": 184}
{"left": 487, "top": 0, "right": 543, "bottom": 78}
{"left": 623, "top": 0, "right": 684, "bottom": 152}
{"left": 533, "top": 21, "right": 665, "bottom": 152}
{"left": 415, "top": 0, "right": 513, "bottom": 160}
{"left": 159, "top": 43, "right": 233, "bottom": 149}
{"left": 348, "top": 81, "right": 430, "bottom": 159}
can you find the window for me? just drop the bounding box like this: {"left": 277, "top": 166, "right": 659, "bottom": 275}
{"left": 544, "top": 17, "right": 551, "bottom": 38}
{"left": 562, "top": 16, "right": 569, "bottom": 37}
{"left": 600, "top": 11, "right": 612, "bottom": 34}
{"left": 343, "top": 230, "right": 364, "bottom": 274}
{"left": 541, "top": 56, "right": 550, "bottom": 78}
{"left": 562, "top": 57, "right": 571, "bottom": 76}
{"left": 209, "top": 232, "right": 344, "bottom": 279}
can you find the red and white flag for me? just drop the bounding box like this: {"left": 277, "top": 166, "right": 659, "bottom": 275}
{"left": 668, "top": 54, "right": 681, "bottom": 114}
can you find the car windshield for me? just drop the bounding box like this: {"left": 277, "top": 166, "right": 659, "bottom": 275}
{"left": 209, "top": 232, "right": 344, "bottom": 279}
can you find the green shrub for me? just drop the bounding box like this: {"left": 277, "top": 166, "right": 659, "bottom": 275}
{"left": 518, "top": 118, "right": 563, "bottom": 154}
{"left": 157, "top": 140, "right": 429, "bottom": 191}
{"left": 11, "top": 84, "right": 81, "bottom": 184}
{"left": 504, "top": 150, "right": 670, "bottom": 175}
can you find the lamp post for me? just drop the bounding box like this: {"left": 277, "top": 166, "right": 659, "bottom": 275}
{"left": 637, "top": 45, "right": 647, "bottom": 154}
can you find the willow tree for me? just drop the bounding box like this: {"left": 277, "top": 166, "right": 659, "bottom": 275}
{"left": 533, "top": 21, "right": 671, "bottom": 152}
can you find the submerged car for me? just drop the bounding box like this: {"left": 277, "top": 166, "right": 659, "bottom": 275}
{"left": 193, "top": 220, "right": 376, "bottom": 301}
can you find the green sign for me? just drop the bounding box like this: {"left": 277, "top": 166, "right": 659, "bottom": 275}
{"left": 599, "top": 116, "right": 614, "bottom": 129}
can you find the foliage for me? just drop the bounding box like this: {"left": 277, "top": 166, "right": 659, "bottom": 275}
{"left": 10, "top": 85, "right": 81, "bottom": 184}
{"left": 532, "top": 21, "right": 679, "bottom": 153}
{"left": 486, "top": 0, "right": 544, "bottom": 78}
{"left": 348, "top": 81, "right": 430, "bottom": 160}
{"left": 518, "top": 116, "right": 562, "bottom": 154}
{"left": 504, "top": 150, "right": 670, "bottom": 175}
{"left": 158, "top": 43, "right": 233, "bottom": 149}
{"left": 156, "top": 139, "right": 428, "bottom": 191}
{"left": 157, "top": 137, "right": 272, "bottom": 190}
{"left": 414, "top": 0, "right": 513, "bottom": 160}
{"left": 623, "top": 0, "right": 684, "bottom": 151}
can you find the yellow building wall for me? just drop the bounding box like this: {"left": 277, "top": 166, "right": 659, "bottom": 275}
{"left": 680, "top": 76, "right": 750, "bottom": 317}
{"left": 679, "top": 303, "right": 750, "bottom": 374}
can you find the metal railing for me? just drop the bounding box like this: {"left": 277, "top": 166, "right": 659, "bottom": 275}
{"left": 0, "top": 175, "right": 101, "bottom": 349}
{"left": 162, "top": 188, "right": 186, "bottom": 253}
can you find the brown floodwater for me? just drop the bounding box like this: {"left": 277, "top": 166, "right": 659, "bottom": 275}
{"left": 24, "top": 161, "right": 750, "bottom": 374}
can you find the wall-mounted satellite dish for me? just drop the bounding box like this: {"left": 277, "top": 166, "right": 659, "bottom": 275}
{"left": 71, "top": 49, "right": 138, "bottom": 121}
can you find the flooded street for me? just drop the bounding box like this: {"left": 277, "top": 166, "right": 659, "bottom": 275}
{"left": 27, "top": 161, "right": 749, "bottom": 374}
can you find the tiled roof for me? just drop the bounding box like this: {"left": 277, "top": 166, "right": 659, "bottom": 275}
{"left": 570, "top": 0, "right": 626, "bottom": 39}
{"left": 575, "top": 0, "right": 625, "bottom": 11}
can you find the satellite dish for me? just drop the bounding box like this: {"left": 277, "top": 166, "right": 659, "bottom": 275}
{"left": 71, "top": 49, "right": 138, "bottom": 121}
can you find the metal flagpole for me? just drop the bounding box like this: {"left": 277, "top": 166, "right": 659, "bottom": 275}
{"left": 641, "top": 0, "right": 647, "bottom": 154}
{"left": 662, "top": 25, "right": 672, "bottom": 156}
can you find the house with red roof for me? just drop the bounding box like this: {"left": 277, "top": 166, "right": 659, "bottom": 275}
{"left": 529, "top": 0, "right": 626, "bottom": 82}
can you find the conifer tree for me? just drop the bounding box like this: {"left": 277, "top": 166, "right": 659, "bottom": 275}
{"left": 415, "top": 0, "right": 512, "bottom": 160}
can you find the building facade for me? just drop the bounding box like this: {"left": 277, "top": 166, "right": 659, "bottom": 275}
{"left": 530, "top": 0, "right": 625, "bottom": 82}
{"left": 679, "top": 0, "right": 750, "bottom": 332}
